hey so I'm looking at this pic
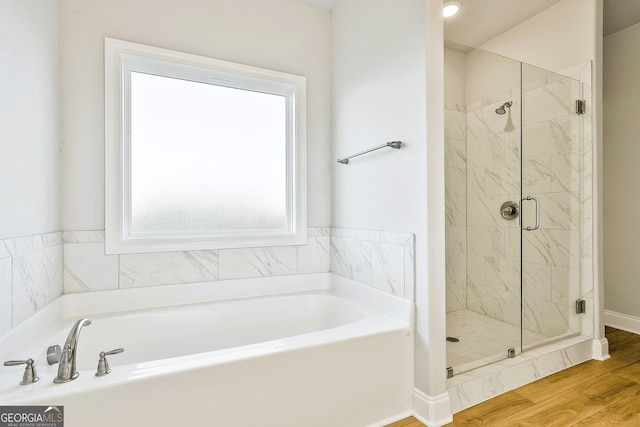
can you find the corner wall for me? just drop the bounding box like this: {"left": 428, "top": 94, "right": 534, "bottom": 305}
{"left": 0, "top": 1, "right": 60, "bottom": 239}
{"left": 0, "top": 2, "right": 62, "bottom": 336}
{"left": 332, "top": 0, "right": 450, "bottom": 424}
{"left": 603, "top": 23, "right": 640, "bottom": 331}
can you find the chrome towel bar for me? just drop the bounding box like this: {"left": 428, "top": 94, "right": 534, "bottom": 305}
{"left": 337, "top": 141, "right": 402, "bottom": 164}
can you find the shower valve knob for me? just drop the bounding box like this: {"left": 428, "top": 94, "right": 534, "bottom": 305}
{"left": 500, "top": 201, "right": 519, "bottom": 220}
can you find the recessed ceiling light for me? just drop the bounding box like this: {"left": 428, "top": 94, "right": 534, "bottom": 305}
{"left": 443, "top": 1, "right": 462, "bottom": 18}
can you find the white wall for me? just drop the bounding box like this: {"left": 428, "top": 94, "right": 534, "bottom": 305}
{"left": 0, "top": 0, "right": 60, "bottom": 238}
{"left": 0, "top": 1, "right": 62, "bottom": 336}
{"left": 331, "top": 0, "right": 428, "bottom": 233}
{"left": 444, "top": 49, "right": 466, "bottom": 108}
{"left": 464, "top": 48, "right": 521, "bottom": 106}
{"left": 603, "top": 23, "right": 640, "bottom": 321}
{"left": 332, "top": 0, "right": 449, "bottom": 423}
{"left": 59, "top": 0, "right": 331, "bottom": 231}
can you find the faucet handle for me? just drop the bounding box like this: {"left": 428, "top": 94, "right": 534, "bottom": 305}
{"left": 4, "top": 358, "right": 39, "bottom": 385}
{"left": 95, "top": 348, "right": 124, "bottom": 377}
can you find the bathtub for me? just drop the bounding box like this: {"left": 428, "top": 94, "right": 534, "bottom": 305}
{"left": 0, "top": 273, "right": 413, "bottom": 427}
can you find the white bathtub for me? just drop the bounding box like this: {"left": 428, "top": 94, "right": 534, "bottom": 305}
{"left": 0, "top": 273, "right": 413, "bottom": 427}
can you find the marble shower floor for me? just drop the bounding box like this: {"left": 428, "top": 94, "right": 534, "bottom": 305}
{"left": 446, "top": 309, "right": 549, "bottom": 374}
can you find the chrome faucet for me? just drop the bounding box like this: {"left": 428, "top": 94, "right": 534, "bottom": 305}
{"left": 53, "top": 318, "right": 92, "bottom": 383}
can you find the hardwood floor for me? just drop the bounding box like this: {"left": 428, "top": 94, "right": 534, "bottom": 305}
{"left": 388, "top": 327, "right": 640, "bottom": 426}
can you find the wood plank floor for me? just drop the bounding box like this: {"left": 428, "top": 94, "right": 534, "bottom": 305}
{"left": 388, "top": 327, "right": 640, "bottom": 426}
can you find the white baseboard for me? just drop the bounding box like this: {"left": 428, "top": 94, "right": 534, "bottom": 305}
{"left": 604, "top": 310, "right": 640, "bottom": 335}
{"left": 412, "top": 389, "right": 453, "bottom": 427}
{"left": 367, "top": 411, "right": 414, "bottom": 427}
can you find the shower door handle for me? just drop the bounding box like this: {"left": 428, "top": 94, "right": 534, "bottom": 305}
{"left": 520, "top": 196, "right": 540, "bottom": 231}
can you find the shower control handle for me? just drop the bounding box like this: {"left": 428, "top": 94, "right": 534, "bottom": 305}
{"left": 500, "top": 201, "right": 519, "bottom": 220}
{"left": 502, "top": 206, "right": 515, "bottom": 214}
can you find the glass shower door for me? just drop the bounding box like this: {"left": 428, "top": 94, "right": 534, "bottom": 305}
{"left": 520, "top": 64, "right": 583, "bottom": 350}
{"left": 445, "top": 47, "right": 585, "bottom": 377}
{"left": 446, "top": 48, "right": 524, "bottom": 375}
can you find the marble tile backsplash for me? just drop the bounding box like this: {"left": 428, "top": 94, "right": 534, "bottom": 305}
{"left": 62, "top": 228, "right": 331, "bottom": 293}
{"left": 330, "top": 228, "right": 415, "bottom": 301}
{"left": 63, "top": 227, "right": 414, "bottom": 299}
{"left": 0, "top": 232, "right": 63, "bottom": 335}
{"left": 61, "top": 227, "right": 414, "bottom": 301}
{"left": 0, "top": 225, "right": 414, "bottom": 336}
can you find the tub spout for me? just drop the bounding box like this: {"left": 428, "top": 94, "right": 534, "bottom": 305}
{"left": 54, "top": 318, "right": 92, "bottom": 383}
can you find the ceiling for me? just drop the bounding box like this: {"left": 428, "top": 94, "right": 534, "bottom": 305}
{"left": 293, "top": 0, "right": 336, "bottom": 11}
{"left": 444, "top": 0, "right": 640, "bottom": 47}
{"left": 603, "top": 0, "right": 640, "bottom": 36}
{"left": 443, "top": 0, "right": 564, "bottom": 48}
{"left": 294, "top": 0, "right": 640, "bottom": 40}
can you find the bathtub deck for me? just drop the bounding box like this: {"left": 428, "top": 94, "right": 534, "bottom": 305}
{"left": 0, "top": 273, "right": 413, "bottom": 427}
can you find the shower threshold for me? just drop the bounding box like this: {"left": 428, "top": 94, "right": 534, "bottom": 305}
{"left": 447, "top": 333, "right": 593, "bottom": 414}
{"left": 447, "top": 310, "right": 551, "bottom": 375}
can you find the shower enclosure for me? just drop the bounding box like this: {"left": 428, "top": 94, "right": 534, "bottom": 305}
{"left": 445, "top": 47, "right": 587, "bottom": 375}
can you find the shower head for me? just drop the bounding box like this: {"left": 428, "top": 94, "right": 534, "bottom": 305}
{"left": 495, "top": 101, "right": 513, "bottom": 115}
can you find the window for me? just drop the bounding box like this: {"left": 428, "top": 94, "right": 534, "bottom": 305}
{"left": 105, "top": 38, "right": 307, "bottom": 254}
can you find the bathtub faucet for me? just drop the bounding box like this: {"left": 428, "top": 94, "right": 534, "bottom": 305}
{"left": 53, "top": 318, "right": 92, "bottom": 383}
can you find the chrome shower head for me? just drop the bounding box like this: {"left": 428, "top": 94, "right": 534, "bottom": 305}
{"left": 495, "top": 101, "right": 513, "bottom": 115}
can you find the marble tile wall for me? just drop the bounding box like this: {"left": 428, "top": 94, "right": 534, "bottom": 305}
{"left": 63, "top": 227, "right": 331, "bottom": 292}
{"left": 0, "top": 232, "right": 63, "bottom": 335}
{"left": 445, "top": 104, "right": 468, "bottom": 312}
{"left": 465, "top": 92, "right": 523, "bottom": 328}
{"left": 520, "top": 73, "right": 584, "bottom": 338}
{"left": 447, "top": 65, "right": 592, "bottom": 342}
{"left": 443, "top": 60, "right": 596, "bottom": 415}
{"left": 0, "top": 224, "right": 412, "bottom": 336}
{"left": 63, "top": 227, "right": 415, "bottom": 301}
{"left": 330, "top": 228, "right": 415, "bottom": 301}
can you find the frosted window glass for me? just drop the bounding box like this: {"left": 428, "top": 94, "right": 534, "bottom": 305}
{"left": 129, "top": 72, "right": 287, "bottom": 235}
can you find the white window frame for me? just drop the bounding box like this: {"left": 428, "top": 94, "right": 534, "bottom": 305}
{"left": 104, "top": 38, "right": 307, "bottom": 254}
